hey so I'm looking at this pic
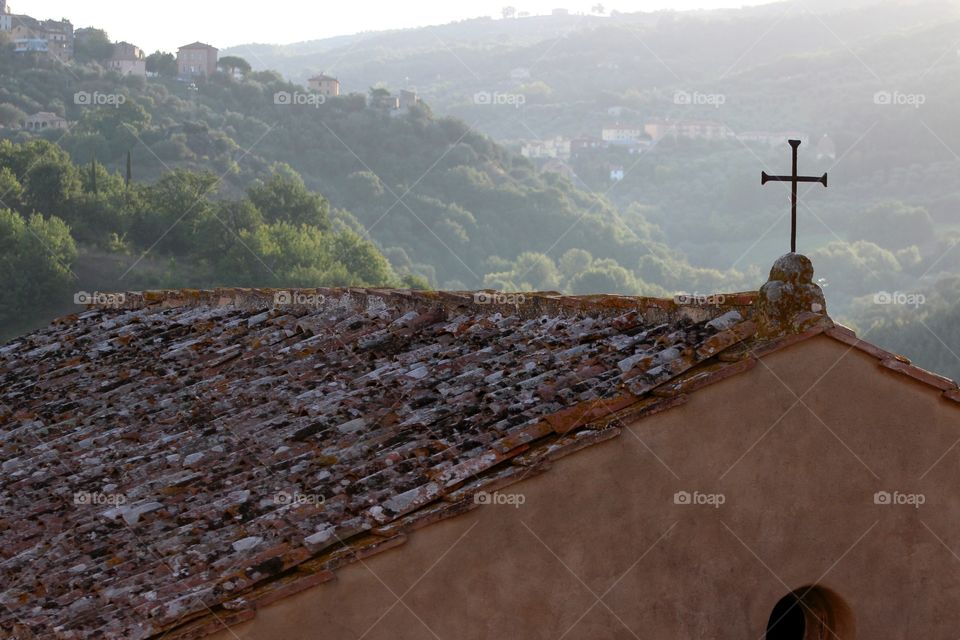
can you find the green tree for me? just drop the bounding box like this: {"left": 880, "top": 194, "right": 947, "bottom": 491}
{"left": 132, "top": 170, "right": 218, "bottom": 254}
{"left": 0, "top": 168, "right": 23, "bottom": 212}
{"left": 218, "top": 56, "right": 252, "bottom": 76}
{"left": 329, "top": 228, "right": 396, "bottom": 285}
{"left": 0, "top": 209, "right": 77, "bottom": 338}
{"left": 247, "top": 165, "right": 331, "bottom": 230}
{"left": 22, "top": 159, "right": 82, "bottom": 221}
{"left": 74, "top": 28, "right": 114, "bottom": 63}
{"left": 145, "top": 51, "right": 177, "bottom": 77}
{"left": 0, "top": 103, "right": 26, "bottom": 128}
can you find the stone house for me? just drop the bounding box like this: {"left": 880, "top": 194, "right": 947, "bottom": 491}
{"left": 307, "top": 74, "right": 340, "bottom": 97}
{"left": 20, "top": 111, "right": 68, "bottom": 131}
{"left": 108, "top": 41, "right": 146, "bottom": 77}
{"left": 7, "top": 13, "right": 73, "bottom": 59}
{"left": 177, "top": 41, "right": 218, "bottom": 77}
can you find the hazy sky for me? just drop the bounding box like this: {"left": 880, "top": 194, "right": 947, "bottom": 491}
{"left": 15, "top": 0, "right": 775, "bottom": 53}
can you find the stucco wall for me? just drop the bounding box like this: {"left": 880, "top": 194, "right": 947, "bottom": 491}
{"left": 207, "top": 335, "right": 960, "bottom": 639}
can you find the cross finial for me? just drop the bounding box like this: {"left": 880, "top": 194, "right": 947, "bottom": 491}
{"left": 761, "top": 139, "right": 828, "bottom": 253}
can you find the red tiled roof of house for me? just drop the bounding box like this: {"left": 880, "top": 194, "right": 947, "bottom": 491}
{"left": 0, "top": 272, "right": 954, "bottom": 639}
{"left": 178, "top": 42, "right": 217, "bottom": 51}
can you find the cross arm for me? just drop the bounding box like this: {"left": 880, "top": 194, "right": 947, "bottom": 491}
{"left": 761, "top": 171, "right": 828, "bottom": 187}
{"left": 797, "top": 174, "right": 828, "bottom": 187}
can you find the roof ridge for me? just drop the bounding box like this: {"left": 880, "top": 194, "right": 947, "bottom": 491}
{"left": 69, "top": 287, "right": 759, "bottom": 324}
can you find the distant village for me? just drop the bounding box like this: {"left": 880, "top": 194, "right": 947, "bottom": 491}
{"left": 0, "top": 1, "right": 421, "bottom": 132}
{"left": 519, "top": 115, "right": 837, "bottom": 183}
{"left": 1, "top": 0, "right": 834, "bottom": 186}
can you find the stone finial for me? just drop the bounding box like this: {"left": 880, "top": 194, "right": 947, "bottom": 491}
{"left": 756, "top": 253, "right": 831, "bottom": 336}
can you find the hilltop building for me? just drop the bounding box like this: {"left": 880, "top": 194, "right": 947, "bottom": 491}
{"left": 108, "top": 41, "right": 146, "bottom": 76}
{"left": 645, "top": 118, "right": 735, "bottom": 141}
{"left": 6, "top": 12, "right": 73, "bottom": 60}
{"left": 601, "top": 124, "right": 644, "bottom": 144}
{"left": 398, "top": 89, "right": 420, "bottom": 110}
{"left": 20, "top": 111, "right": 68, "bottom": 131}
{"left": 177, "top": 42, "right": 219, "bottom": 77}
{"left": 521, "top": 136, "right": 571, "bottom": 160}
{"left": 307, "top": 74, "right": 340, "bottom": 97}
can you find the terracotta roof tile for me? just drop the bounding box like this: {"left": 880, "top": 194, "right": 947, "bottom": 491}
{"left": 0, "top": 286, "right": 869, "bottom": 639}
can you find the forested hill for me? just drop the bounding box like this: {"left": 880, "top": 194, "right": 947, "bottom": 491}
{"left": 0, "top": 38, "right": 741, "bottom": 340}
{"left": 225, "top": 0, "right": 959, "bottom": 135}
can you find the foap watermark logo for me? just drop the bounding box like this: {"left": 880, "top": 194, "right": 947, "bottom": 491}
{"left": 474, "top": 490, "right": 526, "bottom": 508}
{"left": 874, "top": 490, "right": 925, "bottom": 509}
{"left": 274, "top": 91, "right": 326, "bottom": 108}
{"left": 473, "top": 90, "right": 526, "bottom": 108}
{"left": 273, "top": 491, "right": 326, "bottom": 506}
{"left": 74, "top": 491, "right": 127, "bottom": 506}
{"left": 74, "top": 91, "right": 127, "bottom": 108}
{"left": 473, "top": 291, "right": 527, "bottom": 305}
{"left": 674, "top": 490, "right": 726, "bottom": 508}
{"left": 674, "top": 292, "right": 727, "bottom": 305}
{"left": 274, "top": 291, "right": 326, "bottom": 307}
{"left": 74, "top": 291, "right": 126, "bottom": 308}
{"left": 873, "top": 291, "right": 925, "bottom": 309}
{"left": 674, "top": 90, "right": 726, "bottom": 108}
{"left": 873, "top": 90, "right": 926, "bottom": 109}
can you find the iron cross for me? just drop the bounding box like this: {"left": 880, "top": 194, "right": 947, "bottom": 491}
{"left": 761, "top": 139, "right": 828, "bottom": 253}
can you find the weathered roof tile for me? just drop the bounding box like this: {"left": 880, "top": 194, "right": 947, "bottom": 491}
{"left": 0, "top": 287, "right": 769, "bottom": 639}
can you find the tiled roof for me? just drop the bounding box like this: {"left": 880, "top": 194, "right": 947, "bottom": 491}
{"left": 0, "top": 288, "right": 763, "bottom": 639}
{"left": 0, "top": 279, "right": 951, "bottom": 639}
{"left": 178, "top": 42, "right": 217, "bottom": 51}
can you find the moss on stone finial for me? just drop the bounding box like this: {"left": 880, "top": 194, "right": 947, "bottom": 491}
{"left": 756, "top": 253, "right": 832, "bottom": 336}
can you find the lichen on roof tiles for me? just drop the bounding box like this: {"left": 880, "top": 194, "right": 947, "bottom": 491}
{"left": 0, "top": 287, "right": 767, "bottom": 639}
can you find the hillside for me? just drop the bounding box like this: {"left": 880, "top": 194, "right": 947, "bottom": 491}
{"left": 0, "top": 38, "right": 747, "bottom": 340}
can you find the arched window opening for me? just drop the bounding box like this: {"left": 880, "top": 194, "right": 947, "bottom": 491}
{"left": 765, "top": 585, "right": 855, "bottom": 640}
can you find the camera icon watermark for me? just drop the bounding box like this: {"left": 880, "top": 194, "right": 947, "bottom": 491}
{"left": 474, "top": 490, "right": 526, "bottom": 508}
{"left": 74, "top": 291, "right": 126, "bottom": 308}
{"left": 873, "top": 90, "right": 925, "bottom": 108}
{"left": 674, "top": 490, "right": 726, "bottom": 508}
{"left": 674, "top": 90, "right": 726, "bottom": 108}
{"left": 274, "top": 291, "right": 326, "bottom": 307}
{"left": 874, "top": 490, "right": 925, "bottom": 509}
{"left": 473, "top": 91, "right": 526, "bottom": 108}
{"left": 873, "top": 291, "right": 925, "bottom": 309}
{"left": 74, "top": 491, "right": 126, "bottom": 506}
{"left": 273, "top": 491, "right": 326, "bottom": 506}
{"left": 74, "top": 91, "right": 127, "bottom": 108}
{"left": 274, "top": 91, "right": 326, "bottom": 108}
{"left": 473, "top": 291, "right": 527, "bottom": 305}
